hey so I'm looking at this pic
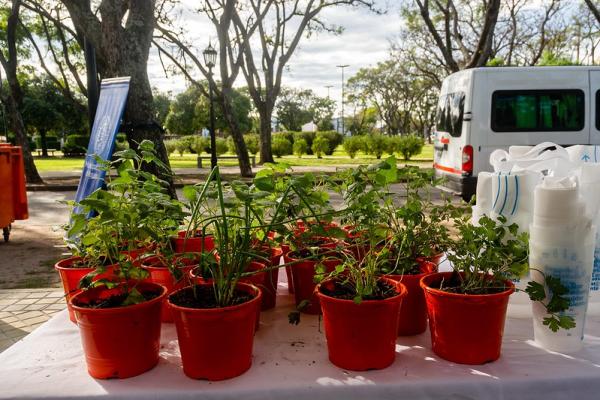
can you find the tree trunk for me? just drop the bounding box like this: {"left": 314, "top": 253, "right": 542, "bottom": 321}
{"left": 118, "top": 61, "right": 176, "bottom": 197}
{"left": 0, "top": 0, "right": 43, "bottom": 184}
{"left": 60, "top": 0, "right": 175, "bottom": 196}
{"left": 220, "top": 87, "right": 252, "bottom": 177}
{"left": 258, "top": 106, "right": 274, "bottom": 164}
{"left": 4, "top": 94, "right": 43, "bottom": 183}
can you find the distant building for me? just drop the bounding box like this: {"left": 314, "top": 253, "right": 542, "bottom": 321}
{"left": 301, "top": 122, "right": 318, "bottom": 132}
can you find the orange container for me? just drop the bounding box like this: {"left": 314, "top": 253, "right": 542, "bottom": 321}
{"left": 0, "top": 148, "right": 14, "bottom": 227}
{"left": 9, "top": 146, "right": 27, "bottom": 220}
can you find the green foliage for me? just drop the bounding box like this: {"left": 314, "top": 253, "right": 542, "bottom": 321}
{"left": 272, "top": 137, "right": 292, "bottom": 157}
{"left": 273, "top": 131, "right": 295, "bottom": 144}
{"left": 394, "top": 135, "right": 425, "bottom": 161}
{"left": 311, "top": 136, "right": 329, "bottom": 159}
{"left": 164, "top": 139, "right": 178, "bottom": 155}
{"left": 275, "top": 88, "right": 314, "bottom": 131}
{"left": 244, "top": 133, "right": 260, "bottom": 155}
{"left": 364, "top": 135, "right": 391, "bottom": 159}
{"left": 66, "top": 141, "right": 186, "bottom": 304}
{"left": 165, "top": 86, "right": 203, "bottom": 135}
{"left": 446, "top": 215, "right": 529, "bottom": 294}
{"left": 228, "top": 134, "right": 259, "bottom": 155}
{"left": 152, "top": 89, "right": 171, "bottom": 129}
{"left": 62, "top": 134, "right": 89, "bottom": 156}
{"left": 526, "top": 275, "right": 576, "bottom": 332}
{"left": 342, "top": 136, "right": 364, "bottom": 158}
{"left": 537, "top": 51, "right": 578, "bottom": 66}
{"left": 174, "top": 138, "right": 188, "bottom": 156}
{"left": 195, "top": 89, "right": 253, "bottom": 134}
{"left": 293, "top": 138, "right": 308, "bottom": 158}
{"left": 215, "top": 138, "right": 228, "bottom": 156}
{"left": 34, "top": 135, "right": 60, "bottom": 149}
{"left": 315, "top": 131, "right": 343, "bottom": 155}
{"left": 193, "top": 136, "right": 211, "bottom": 154}
{"left": 293, "top": 131, "right": 316, "bottom": 154}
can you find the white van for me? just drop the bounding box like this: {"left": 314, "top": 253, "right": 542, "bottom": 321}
{"left": 433, "top": 66, "right": 600, "bottom": 201}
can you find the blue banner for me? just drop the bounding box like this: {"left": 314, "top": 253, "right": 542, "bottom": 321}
{"left": 73, "top": 77, "right": 130, "bottom": 214}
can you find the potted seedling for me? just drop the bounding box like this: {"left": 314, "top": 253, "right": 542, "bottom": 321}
{"left": 420, "top": 215, "right": 574, "bottom": 364}
{"left": 66, "top": 141, "right": 183, "bottom": 378}
{"left": 313, "top": 245, "right": 407, "bottom": 371}
{"left": 172, "top": 183, "right": 216, "bottom": 253}
{"left": 167, "top": 168, "right": 264, "bottom": 381}
{"left": 378, "top": 245, "right": 436, "bottom": 336}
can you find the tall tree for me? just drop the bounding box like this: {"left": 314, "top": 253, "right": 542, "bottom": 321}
{"left": 0, "top": 0, "right": 42, "bottom": 183}
{"left": 21, "top": 75, "right": 87, "bottom": 156}
{"left": 275, "top": 88, "right": 314, "bottom": 131}
{"left": 155, "top": 0, "right": 263, "bottom": 177}
{"left": 152, "top": 88, "right": 171, "bottom": 130}
{"left": 60, "top": 0, "right": 175, "bottom": 194}
{"left": 408, "top": 0, "right": 502, "bottom": 73}
{"left": 234, "top": 0, "right": 377, "bottom": 163}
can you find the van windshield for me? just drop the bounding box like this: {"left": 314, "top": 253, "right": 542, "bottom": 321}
{"left": 492, "top": 90, "right": 584, "bottom": 132}
{"left": 436, "top": 92, "right": 465, "bottom": 137}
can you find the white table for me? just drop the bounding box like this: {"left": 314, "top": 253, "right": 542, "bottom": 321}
{"left": 1, "top": 281, "right": 599, "bottom": 400}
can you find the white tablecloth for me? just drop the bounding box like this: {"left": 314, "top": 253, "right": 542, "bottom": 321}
{"left": 1, "top": 280, "right": 600, "bottom": 400}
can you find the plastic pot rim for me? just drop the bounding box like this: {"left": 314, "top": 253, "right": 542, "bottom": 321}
{"left": 420, "top": 272, "right": 515, "bottom": 300}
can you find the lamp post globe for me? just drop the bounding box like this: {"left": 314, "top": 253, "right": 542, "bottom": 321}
{"left": 202, "top": 43, "right": 217, "bottom": 68}
{"left": 203, "top": 43, "right": 218, "bottom": 170}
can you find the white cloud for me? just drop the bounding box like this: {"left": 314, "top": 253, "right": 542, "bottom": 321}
{"left": 148, "top": 0, "right": 401, "bottom": 111}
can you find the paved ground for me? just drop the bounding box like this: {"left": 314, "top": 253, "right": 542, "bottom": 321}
{"left": 0, "top": 289, "right": 66, "bottom": 351}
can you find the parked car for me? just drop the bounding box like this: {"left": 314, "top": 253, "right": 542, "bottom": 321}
{"left": 433, "top": 66, "right": 600, "bottom": 201}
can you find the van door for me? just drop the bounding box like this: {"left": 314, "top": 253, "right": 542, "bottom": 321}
{"left": 590, "top": 71, "right": 600, "bottom": 146}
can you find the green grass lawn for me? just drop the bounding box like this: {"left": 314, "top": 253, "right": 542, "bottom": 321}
{"left": 34, "top": 144, "right": 434, "bottom": 172}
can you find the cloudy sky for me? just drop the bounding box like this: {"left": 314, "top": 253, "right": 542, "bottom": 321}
{"left": 148, "top": 0, "right": 402, "bottom": 103}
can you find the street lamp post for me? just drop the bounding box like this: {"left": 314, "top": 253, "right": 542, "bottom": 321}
{"left": 336, "top": 65, "right": 349, "bottom": 135}
{"left": 203, "top": 43, "right": 218, "bottom": 170}
{"left": 325, "top": 85, "right": 333, "bottom": 98}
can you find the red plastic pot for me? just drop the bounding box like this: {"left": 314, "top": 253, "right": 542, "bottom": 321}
{"left": 282, "top": 237, "right": 342, "bottom": 294}
{"left": 420, "top": 272, "right": 515, "bottom": 364}
{"left": 55, "top": 257, "right": 118, "bottom": 323}
{"left": 417, "top": 251, "right": 444, "bottom": 267}
{"left": 171, "top": 231, "right": 215, "bottom": 253}
{"left": 168, "top": 282, "right": 261, "bottom": 381}
{"left": 239, "top": 261, "right": 267, "bottom": 329}
{"left": 251, "top": 246, "right": 283, "bottom": 310}
{"left": 142, "top": 255, "right": 198, "bottom": 322}
{"left": 281, "top": 243, "right": 294, "bottom": 294}
{"left": 317, "top": 278, "right": 407, "bottom": 371}
{"left": 70, "top": 281, "right": 166, "bottom": 379}
{"left": 284, "top": 250, "right": 344, "bottom": 314}
{"left": 386, "top": 260, "right": 437, "bottom": 336}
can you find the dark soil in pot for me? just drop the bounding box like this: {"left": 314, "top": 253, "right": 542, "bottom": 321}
{"left": 169, "top": 285, "right": 253, "bottom": 309}
{"left": 432, "top": 271, "right": 510, "bottom": 295}
{"left": 319, "top": 279, "right": 398, "bottom": 301}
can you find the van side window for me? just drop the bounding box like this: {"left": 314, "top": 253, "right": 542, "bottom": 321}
{"left": 491, "top": 90, "right": 584, "bottom": 132}
{"left": 436, "top": 92, "right": 465, "bottom": 137}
